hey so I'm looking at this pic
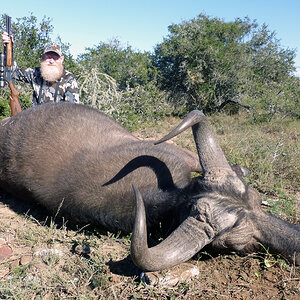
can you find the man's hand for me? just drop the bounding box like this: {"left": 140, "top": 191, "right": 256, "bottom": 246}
{"left": 2, "top": 32, "right": 13, "bottom": 44}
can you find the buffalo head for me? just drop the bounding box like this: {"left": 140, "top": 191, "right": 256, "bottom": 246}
{"left": 131, "top": 111, "right": 300, "bottom": 271}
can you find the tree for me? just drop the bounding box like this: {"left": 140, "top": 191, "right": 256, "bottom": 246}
{"left": 0, "top": 13, "right": 53, "bottom": 68}
{"left": 154, "top": 14, "right": 298, "bottom": 116}
{"left": 77, "top": 39, "right": 158, "bottom": 89}
{"left": 77, "top": 40, "right": 170, "bottom": 128}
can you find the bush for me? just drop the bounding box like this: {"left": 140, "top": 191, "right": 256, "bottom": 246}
{"left": 154, "top": 14, "right": 299, "bottom": 117}
{"left": 78, "top": 67, "right": 171, "bottom": 130}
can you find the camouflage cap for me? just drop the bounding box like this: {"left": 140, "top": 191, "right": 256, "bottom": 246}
{"left": 43, "top": 43, "right": 62, "bottom": 56}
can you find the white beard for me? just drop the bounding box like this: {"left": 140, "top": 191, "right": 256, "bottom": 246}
{"left": 40, "top": 61, "right": 64, "bottom": 82}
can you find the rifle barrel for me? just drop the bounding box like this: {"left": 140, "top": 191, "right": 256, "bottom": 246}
{"left": 5, "top": 15, "right": 13, "bottom": 67}
{"left": 6, "top": 15, "right": 12, "bottom": 35}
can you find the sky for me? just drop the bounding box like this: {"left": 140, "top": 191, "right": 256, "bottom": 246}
{"left": 3, "top": 0, "right": 300, "bottom": 75}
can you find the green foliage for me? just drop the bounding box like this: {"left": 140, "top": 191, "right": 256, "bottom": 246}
{"left": 154, "top": 14, "right": 299, "bottom": 117}
{"left": 77, "top": 39, "right": 171, "bottom": 129}
{"left": 245, "top": 74, "right": 300, "bottom": 120}
{"left": 0, "top": 13, "right": 53, "bottom": 67}
{"left": 0, "top": 90, "right": 10, "bottom": 118}
{"left": 114, "top": 81, "right": 171, "bottom": 130}
{"left": 0, "top": 13, "right": 76, "bottom": 69}
{"left": 77, "top": 39, "right": 159, "bottom": 90}
{"left": 77, "top": 67, "right": 170, "bottom": 130}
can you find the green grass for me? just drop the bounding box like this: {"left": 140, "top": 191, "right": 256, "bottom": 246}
{"left": 212, "top": 113, "right": 299, "bottom": 195}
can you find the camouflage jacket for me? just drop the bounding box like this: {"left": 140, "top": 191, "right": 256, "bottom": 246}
{"left": 13, "top": 65, "right": 80, "bottom": 106}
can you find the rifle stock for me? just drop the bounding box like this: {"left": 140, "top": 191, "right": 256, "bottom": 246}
{"left": 6, "top": 45, "right": 13, "bottom": 67}
{"left": 7, "top": 34, "right": 22, "bottom": 116}
{"left": 8, "top": 82, "right": 22, "bottom": 116}
{"left": 4, "top": 15, "right": 22, "bottom": 116}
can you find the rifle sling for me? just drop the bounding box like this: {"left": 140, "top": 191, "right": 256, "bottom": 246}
{"left": 53, "top": 78, "right": 61, "bottom": 102}
{"left": 37, "top": 78, "right": 61, "bottom": 103}
{"left": 37, "top": 78, "right": 44, "bottom": 103}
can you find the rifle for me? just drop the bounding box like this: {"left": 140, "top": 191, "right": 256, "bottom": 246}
{"left": 0, "top": 15, "right": 22, "bottom": 116}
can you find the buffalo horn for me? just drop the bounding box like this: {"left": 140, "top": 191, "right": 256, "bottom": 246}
{"left": 130, "top": 184, "right": 215, "bottom": 271}
{"left": 155, "top": 110, "right": 234, "bottom": 178}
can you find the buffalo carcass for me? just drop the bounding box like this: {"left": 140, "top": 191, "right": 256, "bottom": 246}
{"left": 0, "top": 102, "right": 299, "bottom": 272}
{"left": 0, "top": 102, "right": 200, "bottom": 234}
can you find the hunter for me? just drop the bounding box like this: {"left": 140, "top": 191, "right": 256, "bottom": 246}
{"left": 2, "top": 32, "right": 79, "bottom": 105}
